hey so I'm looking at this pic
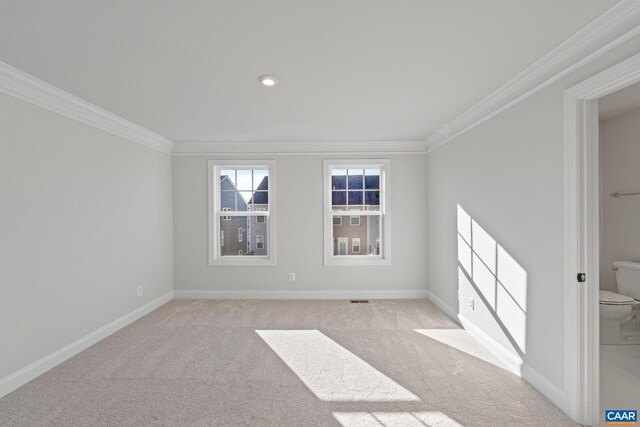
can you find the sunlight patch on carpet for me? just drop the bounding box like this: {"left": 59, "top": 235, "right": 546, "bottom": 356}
{"left": 333, "top": 411, "right": 464, "bottom": 427}
{"left": 256, "top": 329, "right": 420, "bottom": 402}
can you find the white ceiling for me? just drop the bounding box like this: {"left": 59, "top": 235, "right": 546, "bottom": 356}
{"left": 599, "top": 81, "right": 640, "bottom": 120}
{"left": 0, "top": 0, "right": 616, "bottom": 142}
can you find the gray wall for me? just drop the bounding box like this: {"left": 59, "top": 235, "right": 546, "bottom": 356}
{"left": 0, "top": 93, "right": 174, "bottom": 380}
{"left": 599, "top": 109, "right": 640, "bottom": 291}
{"left": 425, "top": 36, "right": 640, "bottom": 392}
{"left": 173, "top": 154, "right": 427, "bottom": 293}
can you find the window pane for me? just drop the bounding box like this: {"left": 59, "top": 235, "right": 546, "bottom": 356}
{"left": 236, "top": 169, "right": 252, "bottom": 191}
{"left": 220, "top": 170, "right": 236, "bottom": 187}
{"left": 331, "top": 175, "right": 346, "bottom": 190}
{"left": 220, "top": 190, "right": 236, "bottom": 210}
{"left": 237, "top": 192, "right": 251, "bottom": 210}
{"left": 253, "top": 170, "right": 268, "bottom": 191}
{"left": 247, "top": 217, "right": 269, "bottom": 255}
{"left": 251, "top": 191, "right": 269, "bottom": 205}
{"left": 219, "top": 168, "right": 270, "bottom": 212}
{"left": 364, "top": 175, "right": 379, "bottom": 189}
{"left": 332, "top": 215, "right": 380, "bottom": 256}
{"left": 365, "top": 191, "right": 380, "bottom": 206}
{"left": 348, "top": 174, "right": 363, "bottom": 190}
{"left": 348, "top": 191, "right": 363, "bottom": 205}
{"left": 332, "top": 191, "right": 346, "bottom": 206}
{"left": 219, "top": 217, "right": 248, "bottom": 256}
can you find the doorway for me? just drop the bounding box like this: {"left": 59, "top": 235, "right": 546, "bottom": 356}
{"left": 337, "top": 237, "right": 348, "bottom": 255}
{"left": 564, "top": 52, "right": 640, "bottom": 425}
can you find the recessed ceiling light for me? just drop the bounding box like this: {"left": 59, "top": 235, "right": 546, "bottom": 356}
{"left": 258, "top": 75, "right": 279, "bottom": 87}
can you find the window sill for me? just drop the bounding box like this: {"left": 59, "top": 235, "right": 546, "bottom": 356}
{"left": 324, "top": 256, "right": 390, "bottom": 266}
{"left": 209, "top": 256, "right": 275, "bottom": 267}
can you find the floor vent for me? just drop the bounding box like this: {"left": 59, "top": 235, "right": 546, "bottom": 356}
{"left": 350, "top": 300, "right": 369, "bottom": 303}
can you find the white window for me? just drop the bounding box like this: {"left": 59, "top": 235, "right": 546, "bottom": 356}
{"left": 324, "top": 159, "right": 390, "bottom": 266}
{"left": 352, "top": 238, "right": 360, "bottom": 254}
{"left": 209, "top": 160, "right": 275, "bottom": 266}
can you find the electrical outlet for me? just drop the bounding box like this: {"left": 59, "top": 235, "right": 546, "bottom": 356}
{"left": 289, "top": 273, "right": 295, "bottom": 281}
{"left": 469, "top": 298, "right": 474, "bottom": 310}
{"left": 137, "top": 286, "right": 143, "bottom": 297}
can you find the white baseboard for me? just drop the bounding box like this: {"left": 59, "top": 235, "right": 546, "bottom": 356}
{"left": 521, "top": 362, "right": 566, "bottom": 411}
{"left": 174, "top": 289, "right": 429, "bottom": 300}
{"left": 458, "top": 314, "right": 565, "bottom": 412}
{"left": 0, "top": 291, "right": 174, "bottom": 399}
{"left": 425, "top": 289, "right": 461, "bottom": 325}
{"left": 458, "top": 314, "right": 525, "bottom": 375}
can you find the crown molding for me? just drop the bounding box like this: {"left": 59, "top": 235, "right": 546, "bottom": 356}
{"left": 0, "top": 61, "right": 174, "bottom": 154}
{"left": 172, "top": 139, "right": 427, "bottom": 155}
{"left": 425, "top": 0, "right": 640, "bottom": 153}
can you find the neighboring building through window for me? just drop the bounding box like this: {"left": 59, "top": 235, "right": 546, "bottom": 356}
{"left": 222, "top": 207, "right": 231, "bottom": 221}
{"left": 352, "top": 237, "right": 360, "bottom": 253}
{"left": 209, "top": 161, "right": 275, "bottom": 265}
{"left": 323, "top": 159, "right": 390, "bottom": 265}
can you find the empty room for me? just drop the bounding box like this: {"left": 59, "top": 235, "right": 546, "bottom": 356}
{"left": 2, "top": 1, "right": 640, "bottom": 426}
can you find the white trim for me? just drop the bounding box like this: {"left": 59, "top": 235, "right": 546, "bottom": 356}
{"left": 425, "top": 293, "right": 565, "bottom": 411}
{"left": 458, "top": 315, "right": 524, "bottom": 375}
{"left": 174, "top": 289, "right": 428, "bottom": 300}
{"left": 208, "top": 160, "right": 276, "bottom": 266}
{"left": 0, "top": 61, "right": 174, "bottom": 154}
{"left": 425, "top": 0, "right": 640, "bottom": 153}
{"left": 563, "top": 52, "right": 640, "bottom": 425}
{"left": 521, "top": 364, "right": 566, "bottom": 415}
{"left": 424, "top": 290, "right": 460, "bottom": 325}
{"left": 323, "top": 159, "right": 391, "bottom": 266}
{"left": 0, "top": 291, "right": 173, "bottom": 399}
{"left": 173, "top": 140, "right": 426, "bottom": 155}
{"left": 458, "top": 315, "right": 565, "bottom": 412}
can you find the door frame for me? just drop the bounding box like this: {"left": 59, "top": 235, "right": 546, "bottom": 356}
{"left": 564, "top": 52, "right": 640, "bottom": 425}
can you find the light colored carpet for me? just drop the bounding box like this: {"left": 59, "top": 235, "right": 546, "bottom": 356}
{"left": 0, "top": 299, "right": 577, "bottom": 426}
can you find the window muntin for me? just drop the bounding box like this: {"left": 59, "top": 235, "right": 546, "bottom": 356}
{"left": 325, "top": 160, "right": 389, "bottom": 265}
{"left": 210, "top": 161, "right": 274, "bottom": 265}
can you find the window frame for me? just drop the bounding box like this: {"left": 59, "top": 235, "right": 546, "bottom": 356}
{"left": 208, "top": 160, "right": 275, "bottom": 266}
{"left": 323, "top": 159, "right": 390, "bottom": 266}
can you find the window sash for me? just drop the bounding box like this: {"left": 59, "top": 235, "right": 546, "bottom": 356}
{"left": 324, "top": 159, "right": 389, "bottom": 265}
{"left": 209, "top": 160, "right": 275, "bottom": 265}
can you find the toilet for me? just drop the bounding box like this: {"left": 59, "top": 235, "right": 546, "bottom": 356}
{"left": 599, "top": 261, "right": 640, "bottom": 345}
